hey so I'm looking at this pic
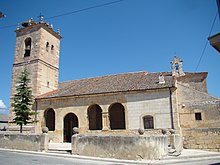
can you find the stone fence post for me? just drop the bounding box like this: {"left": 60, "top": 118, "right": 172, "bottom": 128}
{"left": 40, "top": 127, "right": 49, "bottom": 152}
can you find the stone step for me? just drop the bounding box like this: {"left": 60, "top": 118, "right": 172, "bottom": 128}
{"left": 48, "top": 143, "right": 71, "bottom": 155}
{"left": 48, "top": 143, "right": 71, "bottom": 151}
{"left": 47, "top": 149, "right": 71, "bottom": 155}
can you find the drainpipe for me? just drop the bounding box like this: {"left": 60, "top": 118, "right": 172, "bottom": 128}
{"left": 169, "top": 88, "right": 174, "bottom": 129}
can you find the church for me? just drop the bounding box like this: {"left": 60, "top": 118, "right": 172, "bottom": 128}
{"left": 9, "top": 18, "right": 220, "bottom": 151}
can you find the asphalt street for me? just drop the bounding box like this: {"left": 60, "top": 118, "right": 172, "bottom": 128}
{"left": 1, "top": 149, "right": 220, "bottom": 165}
{"left": 0, "top": 150, "right": 122, "bottom": 165}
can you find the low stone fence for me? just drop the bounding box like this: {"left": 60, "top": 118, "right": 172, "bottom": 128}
{"left": 72, "top": 135, "right": 168, "bottom": 160}
{"left": 0, "top": 132, "right": 48, "bottom": 151}
{"left": 183, "top": 128, "right": 220, "bottom": 152}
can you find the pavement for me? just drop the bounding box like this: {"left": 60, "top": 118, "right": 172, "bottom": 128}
{"left": 1, "top": 148, "right": 220, "bottom": 164}
{"left": 154, "top": 149, "right": 220, "bottom": 164}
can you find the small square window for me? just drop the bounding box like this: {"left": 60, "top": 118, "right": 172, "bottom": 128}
{"left": 195, "top": 112, "right": 202, "bottom": 120}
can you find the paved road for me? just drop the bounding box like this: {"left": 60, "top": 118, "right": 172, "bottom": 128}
{"left": 1, "top": 149, "right": 220, "bottom": 165}
{"left": 155, "top": 156, "right": 220, "bottom": 165}
{"left": 0, "top": 150, "right": 123, "bottom": 165}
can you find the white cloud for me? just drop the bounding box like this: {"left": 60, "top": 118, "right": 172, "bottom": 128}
{"left": 0, "top": 100, "right": 7, "bottom": 109}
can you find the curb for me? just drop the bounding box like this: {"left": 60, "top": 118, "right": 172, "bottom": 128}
{"left": 154, "top": 155, "right": 220, "bottom": 164}
{"left": 163, "top": 149, "right": 220, "bottom": 160}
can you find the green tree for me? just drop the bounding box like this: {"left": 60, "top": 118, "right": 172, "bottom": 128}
{"left": 12, "top": 68, "right": 35, "bottom": 133}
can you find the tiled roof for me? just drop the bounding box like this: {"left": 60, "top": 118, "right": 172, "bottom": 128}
{"left": 37, "top": 71, "right": 175, "bottom": 99}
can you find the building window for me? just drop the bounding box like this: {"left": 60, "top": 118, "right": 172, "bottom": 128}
{"left": 51, "top": 45, "right": 54, "bottom": 54}
{"left": 24, "top": 38, "right": 31, "bottom": 57}
{"left": 143, "top": 115, "right": 154, "bottom": 129}
{"left": 88, "top": 104, "right": 102, "bottom": 130}
{"left": 195, "top": 112, "right": 202, "bottom": 120}
{"left": 46, "top": 42, "right": 50, "bottom": 52}
{"left": 44, "top": 108, "right": 55, "bottom": 131}
{"left": 109, "top": 103, "right": 125, "bottom": 130}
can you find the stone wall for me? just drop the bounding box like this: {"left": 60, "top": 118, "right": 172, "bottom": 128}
{"left": 36, "top": 89, "right": 175, "bottom": 142}
{"left": 126, "top": 89, "right": 173, "bottom": 129}
{"left": 183, "top": 128, "right": 220, "bottom": 152}
{"left": 177, "top": 79, "right": 220, "bottom": 151}
{"left": 72, "top": 134, "right": 168, "bottom": 160}
{"left": 0, "top": 132, "right": 48, "bottom": 151}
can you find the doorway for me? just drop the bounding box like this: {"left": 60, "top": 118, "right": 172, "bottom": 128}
{"left": 63, "top": 113, "right": 78, "bottom": 142}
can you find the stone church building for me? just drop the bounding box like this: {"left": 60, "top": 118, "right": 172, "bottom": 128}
{"left": 9, "top": 18, "right": 220, "bottom": 151}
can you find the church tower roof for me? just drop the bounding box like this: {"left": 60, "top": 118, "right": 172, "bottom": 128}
{"left": 15, "top": 16, "right": 61, "bottom": 39}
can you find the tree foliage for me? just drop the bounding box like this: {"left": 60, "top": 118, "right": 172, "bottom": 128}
{"left": 12, "top": 68, "right": 35, "bottom": 133}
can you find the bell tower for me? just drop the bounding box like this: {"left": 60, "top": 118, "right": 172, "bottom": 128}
{"left": 9, "top": 17, "right": 61, "bottom": 122}
{"left": 171, "top": 56, "right": 185, "bottom": 77}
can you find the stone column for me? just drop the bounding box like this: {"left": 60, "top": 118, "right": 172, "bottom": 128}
{"left": 102, "top": 112, "right": 109, "bottom": 131}
{"left": 40, "top": 133, "right": 49, "bottom": 152}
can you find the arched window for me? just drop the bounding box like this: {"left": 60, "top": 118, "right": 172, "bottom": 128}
{"left": 44, "top": 108, "right": 55, "bottom": 131}
{"left": 143, "top": 115, "right": 154, "bottom": 129}
{"left": 109, "top": 103, "right": 125, "bottom": 130}
{"left": 46, "top": 42, "right": 50, "bottom": 52}
{"left": 88, "top": 104, "right": 102, "bottom": 130}
{"left": 51, "top": 45, "right": 54, "bottom": 54}
{"left": 24, "top": 38, "right": 31, "bottom": 57}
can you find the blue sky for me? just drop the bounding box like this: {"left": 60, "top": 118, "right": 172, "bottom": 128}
{"left": 0, "top": 0, "right": 219, "bottom": 114}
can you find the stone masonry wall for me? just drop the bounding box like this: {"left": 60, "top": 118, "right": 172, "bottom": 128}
{"left": 36, "top": 89, "right": 174, "bottom": 142}
{"left": 177, "top": 79, "right": 220, "bottom": 152}
{"left": 72, "top": 134, "right": 168, "bottom": 160}
{"left": 183, "top": 128, "right": 220, "bottom": 152}
{"left": 0, "top": 132, "right": 48, "bottom": 151}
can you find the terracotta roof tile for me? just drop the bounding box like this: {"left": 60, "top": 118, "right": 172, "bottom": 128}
{"left": 37, "top": 71, "right": 175, "bottom": 99}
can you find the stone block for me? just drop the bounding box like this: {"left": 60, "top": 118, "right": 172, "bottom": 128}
{"left": 72, "top": 135, "right": 168, "bottom": 160}
{"left": 0, "top": 132, "right": 42, "bottom": 151}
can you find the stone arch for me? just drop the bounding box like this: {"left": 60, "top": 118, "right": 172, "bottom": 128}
{"left": 24, "top": 37, "right": 31, "bottom": 57}
{"left": 109, "top": 103, "right": 125, "bottom": 130}
{"left": 87, "top": 104, "right": 102, "bottom": 130}
{"left": 63, "top": 113, "right": 78, "bottom": 142}
{"left": 44, "top": 108, "right": 55, "bottom": 131}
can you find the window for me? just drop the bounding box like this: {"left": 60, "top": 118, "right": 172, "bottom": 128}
{"left": 46, "top": 42, "right": 50, "bottom": 52}
{"left": 143, "top": 115, "right": 154, "bottom": 129}
{"left": 45, "top": 108, "right": 55, "bottom": 131}
{"left": 88, "top": 104, "right": 102, "bottom": 130}
{"left": 24, "top": 38, "right": 31, "bottom": 57}
{"left": 51, "top": 45, "right": 54, "bottom": 54}
{"left": 195, "top": 112, "right": 202, "bottom": 120}
{"left": 109, "top": 103, "right": 125, "bottom": 130}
